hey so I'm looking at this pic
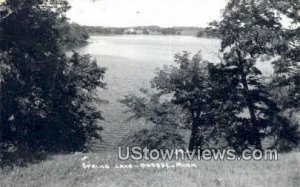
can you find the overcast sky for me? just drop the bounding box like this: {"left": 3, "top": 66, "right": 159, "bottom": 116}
{"left": 67, "top": 0, "right": 226, "bottom": 27}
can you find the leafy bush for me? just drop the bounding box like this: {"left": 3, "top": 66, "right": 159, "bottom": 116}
{"left": 121, "top": 127, "right": 185, "bottom": 150}
{"left": 0, "top": 0, "right": 106, "bottom": 166}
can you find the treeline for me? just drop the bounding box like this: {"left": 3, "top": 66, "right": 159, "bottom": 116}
{"left": 82, "top": 25, "right": 216, "bottom": 38}
{"left": 196, "top": 27, "right": 219, "bottom": 38}
{"left": 84, "top": 26, "right": 125, "bottom": 35}
{"left": 121, "top": 0, "right": 300, "bottom": 153}
{"left": 58, "top": 23, "right": 215, "bottom": 38}
{"left": 80, "top": 25, "right": 201, "bottom": 36}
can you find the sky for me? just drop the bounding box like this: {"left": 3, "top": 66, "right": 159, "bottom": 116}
{"left": 67, "top": 0, "right": 227, "bottom": 27}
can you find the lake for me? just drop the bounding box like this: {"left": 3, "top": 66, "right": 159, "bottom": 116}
{"left": 78, "top": 35, "right": 219, "bottom": 151}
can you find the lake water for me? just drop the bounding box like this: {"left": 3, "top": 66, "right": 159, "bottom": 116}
{"left": 79, "top": 35, "right": 220, "bottom": 151}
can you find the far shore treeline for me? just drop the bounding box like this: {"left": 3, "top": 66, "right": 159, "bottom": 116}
{"left": 70, "top": 24, "right": 218, "bottom": 38}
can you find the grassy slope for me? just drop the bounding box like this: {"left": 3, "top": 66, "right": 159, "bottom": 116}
{"left": 0, "top": 152, "right": 299, "bottom": 187}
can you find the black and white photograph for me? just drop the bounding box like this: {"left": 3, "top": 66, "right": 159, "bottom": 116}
{"left": 0, "top": 0, "right": 299, "bottom": 186}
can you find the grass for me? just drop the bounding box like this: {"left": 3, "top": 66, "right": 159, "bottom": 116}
{"left": 0, "top": 152, "right": 299, "bottom": 187}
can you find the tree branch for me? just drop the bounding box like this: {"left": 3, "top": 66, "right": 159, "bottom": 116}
{"left": 0, "top": 1, "right": 25, "bottom": 23}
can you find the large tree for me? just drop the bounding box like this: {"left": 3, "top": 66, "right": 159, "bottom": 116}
{"left": 209, "top": 0, "right": 299, "bottom": 151}
{"left": 122, "top": 52, "right": 225, "bottom": 151}
{"left": 151, "top": 52, "right": 223, "bottom": 150}
{"left": 0, "top": 0, "right": 105, "bottom": 165}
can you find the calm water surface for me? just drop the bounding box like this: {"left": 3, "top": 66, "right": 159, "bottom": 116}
{"left": 79, "top": 35, "right": 221, "bottom": 151}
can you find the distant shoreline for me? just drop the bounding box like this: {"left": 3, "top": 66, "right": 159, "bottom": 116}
{"left": 88, "top": 33, "right": 219, "bottom": 40}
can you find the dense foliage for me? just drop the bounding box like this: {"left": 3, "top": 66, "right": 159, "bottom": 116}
{"left": 209, "top": 0, "right": 299, "bottom": 152}
{"left": 61, "top": 22, "right": 90, "bottom": 49}
{"left": 120, "top": 88, "right": 187, "bottom": 150}
{"left": 0, "top": 0, "right": 106, "bottom": 165}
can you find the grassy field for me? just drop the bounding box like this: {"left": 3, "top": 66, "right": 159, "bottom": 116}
{"left": 0, "top": 152, "right": 299, "bottom": 187}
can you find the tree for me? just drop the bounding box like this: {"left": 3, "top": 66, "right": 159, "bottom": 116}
{"left": 0, "top": 0, "right": 106, "bottom": 165}
{"left": 142, "top": 29, "right": 150, "bottom": 35}
{"left": 269, "top": 1, "right": 300, "bottom": 112}
{"left": 120, "top": 88, "right": 187, "bottom": 150}
{"left": 152, "top": 52, "right": 223, "bottom": 150}
{"left": 122, "top": 52, "right": 225, "bottom": 151}
{"left": 196, "top": 30, "right": 205, "bottom": 38}
{"left": 61, "top": 22, "right": 90, "bottom": 49}
{"left": 209, "top": 0, "right": 299, "bottom": 152}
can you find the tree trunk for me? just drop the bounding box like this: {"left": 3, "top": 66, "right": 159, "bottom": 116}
{"left": 188, "top": 110, "right": 202, "bottom": 151}
{"left": 188, "top": 121, "right": 199, "bottom": 151}
{"left": 236, "top": 50, "right": 262, "bottom": 150}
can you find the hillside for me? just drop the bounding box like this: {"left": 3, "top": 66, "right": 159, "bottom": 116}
{"left": 0, "top": 152, "right": 299, "bottom": 187}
